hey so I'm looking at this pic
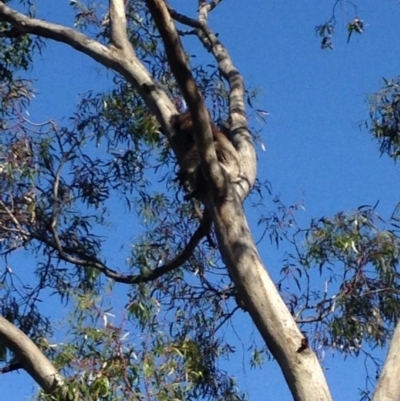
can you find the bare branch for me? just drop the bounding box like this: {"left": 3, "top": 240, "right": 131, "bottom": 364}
{"left": 0, "top": 3, "right": 113, "bottom": 67}
{"left": 198, "top": 0, "right": 224, "bottom": 22}
{"left": 169, "top": 2, "right": 247, "bottom": 138}
{"left": 127, "top": 215, "right": 213, "bottom": 283}
{"left": 0, "top": 200, "right": 25, "bottom": 234}
{"left": 0, "top": 2, "right": 176, "bottom": 127}
{"left": 30, "top": 215, "right": 211, "bottom": 285}
{"left": 168, "top": 4, "right": 248, "bottom": 126}
{"left": 206, "top": 0, "right": 224, "bottom": 13}
{"left": 0, "top": 316, "right": 69, "bottom": 397}
{"left": 109, "top": 0, "right": 132, "bottom": 51}
{"left": 144, "top": 0, "right": 201, "bottom": 107}
{"left": 168, "top": 7, "right": 201, "bottom": 29}
{"left": 195, "top": 24, "right": 257, "bottom": 199}
{"left": 372, "top": 322, "right": 400, "bottom": 401}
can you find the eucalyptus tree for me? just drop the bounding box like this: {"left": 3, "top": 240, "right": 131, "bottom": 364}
{"left": 0, "top": 2, "right": 399, "bottom": 401}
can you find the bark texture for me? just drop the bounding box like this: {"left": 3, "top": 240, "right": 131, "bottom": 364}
{"left": 145, "top": 1, "right": 333, "bottom": 401}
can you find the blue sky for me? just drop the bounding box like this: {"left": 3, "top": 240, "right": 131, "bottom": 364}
{"left": 2, "top": 1, "right": 400, "bottom": 400}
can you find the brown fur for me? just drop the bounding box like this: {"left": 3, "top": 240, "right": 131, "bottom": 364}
{"left": 171, "top": 111, "right": 240, "bottom": 200}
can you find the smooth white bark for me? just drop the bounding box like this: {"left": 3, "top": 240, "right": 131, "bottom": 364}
{"left": 372, "top": 323, "right": 400, "bottom": 401}
{"left": 0, "top": 316, "right": 67, "bottom": 396}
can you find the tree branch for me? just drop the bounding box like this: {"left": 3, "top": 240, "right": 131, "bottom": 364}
{"left": 198, "top": 0, "right": 224, "bottom": 22}
{"left": 31, "top": 215, "right": 210, "bottom": 285}
{"left": 0, "top": 2, "right": 177, "bottom": 131}
{"left": 167, "top": 7, "right": 202, "bottom": 29}
{"left": 127, "top": 216, "right": 212, "bottom": 283}
{"left": 372, "top": 322, "right": 400, "bottom": 401}
{"left": 0, "top": 361, "right": 22, "bottom": 374}
{"left": 0, "top": 26, "right": 22, "bottom": 38}
{"left": 109, "top": 0, "right": 132, "bottom": 51}
{"left": 169, "top": 3, "right": 256, "bottom": 200}
{"left": 145, "top": 0, "right": 226, "bottom": 197}
{"left": 0, "top": 3, "right": 112, "bottom": 67}
{"left": 0, "top": 316, "right": 75, "bottom": 399}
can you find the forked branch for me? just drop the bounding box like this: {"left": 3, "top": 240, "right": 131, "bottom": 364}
{"left": 168, "top": 2, "right": 256, "bottom": 199}
{"left": 0, "top": 2, "right": 177, "bottom": 128}
{"left": 145, "top": 0, "right": 226, "bottom": 195}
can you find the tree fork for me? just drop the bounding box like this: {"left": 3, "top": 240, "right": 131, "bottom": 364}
{"left": 145, "top": 1, "right": 333, "bottom": 400}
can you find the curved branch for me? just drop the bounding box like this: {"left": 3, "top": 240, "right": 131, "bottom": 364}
{"left": 199, "top": 0, "right": 224, "bottom": 13}
{"left": 167, "top": 8, "right": 202, "bottom": 29}
{"left": 87, "top": 218, "right": 209, "bottom": 284}
{"left": 0, "top": 2, "right": 177, "bottom": 133}
{"left": 31, "top": 215, "right": 210, "bottom": 284}
{"left": 0, "top": 316, "right": 75, "bottom": 399}
{"left": 129, "top": 216, "right": 212, "bottom": 283}
{"left": 0, "top": 3, "right": 113, "bottom": 66}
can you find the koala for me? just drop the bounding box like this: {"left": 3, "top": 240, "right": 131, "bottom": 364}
{"left": 171, "top": 111, "right": 240, "bottom": 200}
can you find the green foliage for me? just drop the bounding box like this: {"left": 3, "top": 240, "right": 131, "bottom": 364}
{"left": 315, "top": 22, "right": 334, "bottom": 50}
{"left": 0, "top": 4, "right": 43, "bottom": 114}
{"left": 0, "top": 3, "right": 247, "bottom": 400}
{"left": 368, "top": 76, "right": 400, "bottom": 160}
{"left": 0, "top": 25, "right": 36, "bottom": 80}
{"left": 278, "top": 205, "right": 400, "bottom": 356}
{"left": 1, "top": 1, "right": 399, "bottom": 400}
{"left": 35, "top": 293, "right": 245, "bottom": 401}
{"left": 316, "top": 1, "right": 364, "bottom": 49}
{"left": 346, "top": 18, "right": 364, "bottom": 43}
